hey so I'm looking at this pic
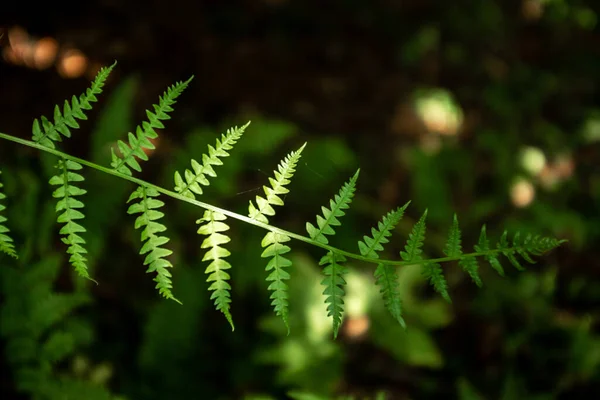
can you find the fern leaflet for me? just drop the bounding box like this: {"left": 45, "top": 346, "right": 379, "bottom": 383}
{"left": 262, "top": 232, "right": 292, "bottom": 332}
{"left": 400, "top": 209, "right": 428, "bottom": 263}
{"left": 0, "top": 170, "right": 17, "bottom": 258}
{"left": 444, "top": 214, "right": 482, "bottom": 287}
{"left": 306, "top": 169, "right": 360, "bottom": 245}
{"left": 197, "top": 210, "right": 234, "bottom": 330}
{"left": 174, "top": 122, "right": 249, "bottom": 199}
{"left": 474, "top": 225, "right": 505, "bottom": 276}
{"left": 249, "top": 143, "right": 306, "bottom": 224}
{"left": 401, "top": 209, "right": 451, "bottom": 302}
{"left": 307, "top": 170, "right": 360, "bottom": 338}
{"left": 111, "top": 77, "right": 193, "bottom": 176}
{"left": 423, "top": 262, "right": 451, "bottom": 302}
{"left": 32, "top": 62, "right": 115, "bottom": 149}
{"left": 49, "top": 159, "right": 94, "bottom": 281}
{"left": 358, "top": 202, "right": 410, "bottom": 328}
{"left": 127, "top": 186, "right": 179, "bottom": 303}
{"left": 251, "top": 144, "right": 306, "bottom": 332}
{"left": 320, "top": 251, "right": 348, "bottom": 338}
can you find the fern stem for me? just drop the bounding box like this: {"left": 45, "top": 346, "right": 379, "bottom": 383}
{"left": 0, "top": 132, "right": 565, "bottom": 268}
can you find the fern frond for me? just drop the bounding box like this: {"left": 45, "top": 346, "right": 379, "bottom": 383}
{"left": 474, "top": 225, "right": 505, "bottom": 276}
{"left": 127, "top": 186, "right": 179, "bottom": 303}
{"left": 306, "top": 169, "right": 360, "bottom": 245}
{"left": 249, "top": 143, "right": 306, "bottom": 224}
{"left": 400, "top": 209, "right": 428, "bottom": 263}
{"left": 197, "top": 210, "right": 234, "bottom": 330}
{"left": 401, "top": 209, "right": 451, "bottom": 302}
{"left": 460, "top": 256, "right": 482, "bottom": 287}
{"left": 444, "top": 214, "right": 482, "bottom": 287}
{"left": 498, "top": 231, "right": 526, "bottom": 271}
{"left": 359, "top": 202, "right": 410, "bottom": 258}
{"left": 261, "top": 231, "right": 292, "bottom": 333}
{"left": 252, "top": 145, "right": 306, "bottom": 332}
{"left": 32, "top": 62, "right": 116, "bottom": 149}
{"left": 174, "top": 122, "right": 250, "bottom": 199}
{"left": 320, "top": 251, "right": 348, "bottom": 339}
{"left": 373, "top": 264, "right": 404, "bottom": 327}
{"left": 0, "top": 170, "right": 18, "bottom": 259}
{"left": 358, "top": 202, "right": 410, "bottom": 327}
{"left": 111, "top": 77, "right": 193, "bottom": 176}
{"left": 471, "top": 226, "right": 565, "bottom": 282}
{"left": 49, "top": 159, "right": 93, "bottom": 280}
{"left": 307, "top": 170, "right": 359, "bottom": 337}
{"left": 423, "top": 262, "right": 451, "bottom": 303}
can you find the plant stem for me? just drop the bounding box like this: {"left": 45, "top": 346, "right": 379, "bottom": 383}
{"left": 0, "top": 131, "right": 525, "bottom": 267}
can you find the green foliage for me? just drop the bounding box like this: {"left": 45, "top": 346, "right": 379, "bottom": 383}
{"left": 261, "top": 232, "right": 293, "bottom": 332}
{"left": 359, "top": 202, "right": 410, "bottom": 328}
{"left": 127, "top": 186, "right": 178, "bottom": 303}
{"left": 307, "top": 170, "right": 360, "bottom": 338}
{"left": 110, "top": 77, "right": 192, "bottom": 301}
{"left": 0, "top": 255, "right": 114, "bottom": 399}
{"left": 444, "top": 214, "right": 482, "bottom": 287}
{"left": 253, "top": 144, "right": 306, "bottom": 332}
{"left": 32, "top": 62, "right": 115, "bottom": 149}
{"left": 0, "top": 63, "right": 565, "bottom": 339}
{"left": 0, "top": 170, "right": 18, "bottom": 258}
{"left": 400, "top": 209, "right": 452, "bottom": 302}
{"left": 111, "top": 77, "right": 193, "bottom": 176}
{"left": 49, "top": 159, "right": 93, "bottom": 281}
{"left": 174, "top": 122, "right": 249, "bottom": 199}
{"left": 197, "top": 210, "right": 234, "bottom": 329}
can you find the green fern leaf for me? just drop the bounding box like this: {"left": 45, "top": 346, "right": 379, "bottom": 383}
{"left": 49, "top": 159, "right": 94, "bottom": 280}
{"left": 459, "top": 256, "right": 482, "bottom": 287}
{"left": 423, "top": 262, "right": 451, "bottom": 303}
{"left": 197, "top": 210, "right": 234, "bottom": 330}
{"left": 249, "top": 143, "right": 306, "bottom": 224}
{"left": 522, "top": 234, "right": 566, "bottom": 255}
{"left": 358, "top": 203, "right": 410, "bottom": 327}
{"left": 261, "top": 231, "right": 292, "bottom": 333}
{"left": 320, "top": 251, "right": 348, "bottom": 339}
{"left": 358, "top": 202, "right": 410, "bottom": 259}
{"left": 127, "top": 186, "right": 179, "bottom": 303}
{"left": 400, "top": 209, "right": 428, "bottom": 262}
{"left": 444, "top": 214, "right": 482, "bottom": 287}
{"left": 401, "top": 210, "right": 451, "bottom": 302}
{"left": 307, "top": 171, "right": 359, "bottom": 337}
{"left": 112, "top": 77, "right": 193, "bottom": 176}
{"left": 498, "top": 230, "right": 525, "bottom": 271}
{"left": 32, "top": 62, "right": 116, "bottom": 149}
{"left": 373, "top": 264, "right": 405, "bottom": 328}
{"left": 174, "top": 122, "right": 250, "bottom": 199}
{"left": 306, "top": 169, "right": 360, "bottom": 245}
{"left": 252, "top": 145, "right": 306, "bottom": 332}
{"left": 474, "top": 225, "right": 505, "bottom": 276}
{"left": 444, "top": 214, "right": 462, "bottom": 258}
{"left": 0, "top": 170, "right": 18, "bottom": 259}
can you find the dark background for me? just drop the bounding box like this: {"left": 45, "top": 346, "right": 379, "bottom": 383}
{"left": 1, "top": 1, "right": 599, "bottom": 399}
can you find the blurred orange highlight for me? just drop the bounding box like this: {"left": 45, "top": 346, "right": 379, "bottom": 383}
{"left": 57, "top": 49, "right": 88, "bottom": 78}
{"left": 2, "top": 26, "right": 90, "bottom": 78}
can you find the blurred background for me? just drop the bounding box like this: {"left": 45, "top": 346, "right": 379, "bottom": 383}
{"left": 0, "top": 1, "right": 599, "bottom": 399}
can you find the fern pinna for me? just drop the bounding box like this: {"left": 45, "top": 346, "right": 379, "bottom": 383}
{"left": 172, "top": 124, "right": 249, "bottom": 327}
{"left": 109, "top": 76, "right": 192, "bottom": 301}
{"left": 306, "top": 170, "right": 360, "bottom": 338}
{"left": 250, "top": 144, "right": 306, "bottom": 333}
{"left": 30, "top": 62, "right": 115, "bottom": 280}
{"left": 358, "top": 202, "right": 411, "bottom": 328}
{"left": 0, "top": 170, "right": 18, "bottom": 259}
{"left": 0, "top": 62, "right": 566, "bottom": 338}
